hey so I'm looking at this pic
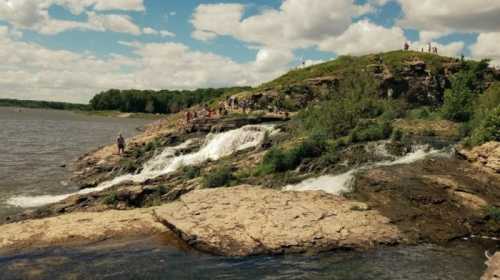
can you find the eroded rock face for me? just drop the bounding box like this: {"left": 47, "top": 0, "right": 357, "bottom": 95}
{"left": 0, "top": 209, "right": 167, "bottom": 252}
{"left": 153, "top": 186, "right": 401, "bottom": 256}
{"left": 482, "top": 252, "right": 500, "bottom": 280}
{"left": 460, "top": 142, "right": 500, "bottom": 174}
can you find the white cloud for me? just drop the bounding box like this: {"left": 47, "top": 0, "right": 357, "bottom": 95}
{"left": 0, "top": 0, "right": 146, "bottom": 35}
{"left": 191, "top": 0, "right": 366, "bottom": 49}
{"left": 470, "top": 32, "right": 500, "bottom": 67}
{"left": 397, "top": 0, "right": 500, "bottom": 35}
{"left": 142, "top": 27, "right": 175, "bottom": 37}
{"left": 0, "top": 26, "right": 291, "bottom": 103}
{"left": 86, "top": 12, "right": 141, "bottom": 35}
{"left": 319, "top": 20, "right": 406, "bottom": 55}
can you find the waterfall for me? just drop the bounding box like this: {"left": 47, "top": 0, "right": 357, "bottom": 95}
{"left": 8, "top": 125, "right": 275, "bottom": 208}
{"left": 284, "top": 145, "right": 451, "bottom": 195}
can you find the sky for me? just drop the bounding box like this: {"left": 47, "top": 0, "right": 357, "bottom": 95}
{"left": 0, "top": 0, "right": 499, "bottom": 103}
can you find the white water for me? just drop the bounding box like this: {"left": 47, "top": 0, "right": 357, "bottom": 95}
{"left": 284, "top": 145, "right": 451, "bottom": 195}
{"left": 8, "top": 125, "right": 274, "bottom": 208}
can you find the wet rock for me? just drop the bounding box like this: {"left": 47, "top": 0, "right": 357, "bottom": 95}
{"left": 482, "top": 252, "right": 500, "bottom": 280}
{"left": 153, "top": 186, "right": 401, "bottom": 256}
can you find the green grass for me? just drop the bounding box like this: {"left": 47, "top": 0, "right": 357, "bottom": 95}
{"left": 258, "top": 51, "right": 456, "bottom": 91}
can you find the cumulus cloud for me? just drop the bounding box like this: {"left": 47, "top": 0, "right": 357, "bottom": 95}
{"left": 0, "top": 26, "right": 292, "bottom": 103}
{"left": 319, "top": 20, "right": 406, "bottom": 55}
{"left": 397, "top": 0, "right": 500, "bottom": 35}
{"left": 191, "top": 0, "right": 368, "bottom": 49}
{"left": 0, "top": 0, "right": 150, "bottom": 35}
{"left": 470, "top": 32, "right": 500, "bottom": 67}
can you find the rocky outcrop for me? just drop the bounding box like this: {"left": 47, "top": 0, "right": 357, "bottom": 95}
{"left": 482, "top": 252, "right": 500, "bottom": 280}
{"left": 0, "top": 208, "right": 167, "bottom": 252}
{"left": 349, "top": 157, "right": 500, "bottom": 243}
{"left": 153, "top": 186, "right": 401, "bottom": 256}
{"left": 459, "top": 142, "right": 500, "bottom": 174}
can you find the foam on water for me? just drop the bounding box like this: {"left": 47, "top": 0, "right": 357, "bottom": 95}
{"left": 284, "top": 145, "right": 450, "bottom": 195}
{"left": 7, "top": 125, "right": 274, "bottom": 208}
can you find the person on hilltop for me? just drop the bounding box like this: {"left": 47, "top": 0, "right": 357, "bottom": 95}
{"left": 404, "top": 42, "right": 410, "bottom": 51}
{"left": 117, "top": 134, "right": 126, "bottom": 155}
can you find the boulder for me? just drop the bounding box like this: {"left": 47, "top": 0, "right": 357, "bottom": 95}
{"left": 482, "top": 252, "right": 500, "bottom": 280}
{"left": 153, "top": 185, "right": 401, "bottom": 256}
{"left": 0, "top": 209, "right": 167, "bottom": 252}
{"left": 459, "top": 142, "right": 500, "bottom": 174}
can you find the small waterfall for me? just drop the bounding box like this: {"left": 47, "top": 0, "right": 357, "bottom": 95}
{"left": 8, "top": 125, "right": 275, "bottom": 208}
{"left": 284, "top": 145, "right": 451, "bottom": 195}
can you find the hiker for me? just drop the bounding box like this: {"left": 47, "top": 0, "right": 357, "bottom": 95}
{"left": 428, "top": 43, "right": 432, "bottom": 53}
{"left": 404, "top": 42, "right": 410, "bottom": 51}
{"left": 185, "top": 111, "right": 192, "bottom": 123}
{"left": 461, "top": 54, "right": 465, "bottom": 63}
{"left": 433, "top": 47, "right": 438, "bottom": 54}
{"left": 117, "top": 134, "right": 126, "bottom": 155}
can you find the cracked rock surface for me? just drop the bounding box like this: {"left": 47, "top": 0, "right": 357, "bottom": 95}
{"left": 483, "top": 252, "right": 500, "bottom": 280}
{"left": 153, "top": 185, "right": 401, "bottom": 256}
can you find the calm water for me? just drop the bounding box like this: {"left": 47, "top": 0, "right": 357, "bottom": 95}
{"left": 0, "top": 107, "right": 150, "bottom": 219}
{"left": 0, "top": 237, "right": 492, "bottom": 280}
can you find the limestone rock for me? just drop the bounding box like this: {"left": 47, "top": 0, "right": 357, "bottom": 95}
{"left": 460, "top": 142, "right": 500, "bottom": 174}
{"left": 0, "top": 209, "right": 166, "bottom": 252}
{"left": 153, "top": 185, "right": 401, "bottom": 256}
{"left": 482, "top": 252, "right": 500, "bottom": 280}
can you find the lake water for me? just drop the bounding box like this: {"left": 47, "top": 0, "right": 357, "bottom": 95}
{"left": 0, "top": 107, "right": 150, "bottom": 220}
{"left": 0, "top": 107, "right": 494, "bottom": 279}
{"left": 0, "top": 237, "right": 492, "bottom": 280}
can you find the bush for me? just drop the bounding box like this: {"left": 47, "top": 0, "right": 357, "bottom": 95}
{"left": 487, "top": 206, "right": 500, "bottom": 222}
{"left": 258, "top": 134, "right": 328, "bottom": 174}
{"left": 469, "top": 106, "right": 500, "bottom": 146}
{"left": 103, "top": 192, "right": 119, "bottom": 205}
{"left": 182, "top": 165, "right": 201, "bottom": 179}
{"left": 350, "top": 121, "right": 392, "bottom": 143}
{"left": 203, "top": 165, "right": 234, "bottom": 188}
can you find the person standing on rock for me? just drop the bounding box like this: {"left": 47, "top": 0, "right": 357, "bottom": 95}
{"left": 117, "top": 134, "right": 126, "bottom": 155}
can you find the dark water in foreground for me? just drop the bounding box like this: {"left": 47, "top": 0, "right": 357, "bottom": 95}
{"left": 0, "top": 107, "right": 150, "bottom": 219}
{"left": 0, "top": 237, "right": 491, "bottom": 280}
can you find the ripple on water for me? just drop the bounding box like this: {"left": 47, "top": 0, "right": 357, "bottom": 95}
{"left": 0, "top": 239, "right": 491, "bottom": 280}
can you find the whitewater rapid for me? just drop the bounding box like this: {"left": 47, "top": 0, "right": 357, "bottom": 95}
{"left": 284, "top": 145, "right": 451, "bottom": 195}
{"left": 8, "top": 125, "right": 275, "bottom": 208}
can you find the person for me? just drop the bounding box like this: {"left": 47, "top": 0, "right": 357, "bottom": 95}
{"left": 117, "top": 134, "right": 126, "bottom": 155}
{"left": 433, "top": 47, "right": 438, "bottom": 54}
{"left": 404, "top": 42, "right": 409, "bottom": 51}
{"left": 461, "top": 54, "right": 465, "bottom": 63}
{"left": 428, "top": 42, "right": 432, "bottom": 53}
{"left": 185, "top": 111, "right": 192, "bottom": 123}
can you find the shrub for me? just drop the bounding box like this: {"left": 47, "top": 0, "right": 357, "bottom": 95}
{"left": 469, "top": 106, "right": 500, "bottom": 146}
{"left": 203, "top": 165, "right": 234, "bottom": 188}
{"left": 258, "top": 134, "right": 328, "bottom": 174}
{"left": 441, "top": 88, "right": 474, "bottom": 122}
{"left": 182, "top": 165, "right": 201, "bottom": 179}
{"left": 487, "top": 206, "right": 500, "bottom": 222}
{"left": 103, "top": 192, "right": 119, "bottom": 205}
{"left": 350, "top": 121, "right": 392, "bottom": 143}
{"left": 391, "top": 129, "right": 404, "bottom": 142}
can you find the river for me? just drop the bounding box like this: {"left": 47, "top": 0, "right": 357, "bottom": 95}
{"left": 0, "top": 107, "right": 150, "bottom": 220}
{"left": 0, "top": 107, "right": 492, "bottom": 279}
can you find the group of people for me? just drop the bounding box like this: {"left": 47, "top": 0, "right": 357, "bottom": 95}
{"left": 404, "top": 42, "right": 438, "bottom": 54}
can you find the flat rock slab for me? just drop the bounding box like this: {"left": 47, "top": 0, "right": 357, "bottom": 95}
{"left": 0, "top": 209, "right": 166, "bottom": 252}
{"left": 154, "top": 185, "right": 401, "bottom": 256}
{"left": 482, "top": 252, "right": 500, "bottom": 280}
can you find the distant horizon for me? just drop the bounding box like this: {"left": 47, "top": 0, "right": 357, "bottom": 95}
{"left": 1, "top": 0, "right": 499, "bottom": 103}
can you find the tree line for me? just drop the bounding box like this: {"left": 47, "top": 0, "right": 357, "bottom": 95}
{"left": 0, "top": 98, "right": 89, "bottom": 111}
{"left": 89, "top": 87, "right": 250, "bottom": 114}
